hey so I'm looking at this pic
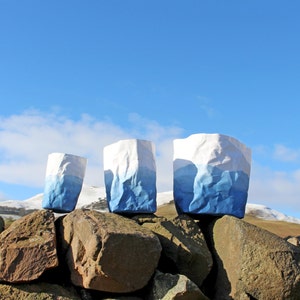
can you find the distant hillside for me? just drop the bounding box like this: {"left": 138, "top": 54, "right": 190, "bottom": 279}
{"left": 243, "top": 215, "right": 300, "bottom": 238}
{"left": 1, "top": 185, "right": 300, "bottom": 238}
{"left": 156, "top": 201, "right": 300, "bottom": 239}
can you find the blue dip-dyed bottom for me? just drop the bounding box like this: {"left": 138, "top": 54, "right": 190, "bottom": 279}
{"left": 42, "top": 175, "right": 83, "bottom": 213}
{"left": 173, "top": 164, "right": 250, "bottom": 218}
{"left": 104, "top": 167, "right": 157, "bottom": 213}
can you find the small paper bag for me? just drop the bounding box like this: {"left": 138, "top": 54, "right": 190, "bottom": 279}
{"left": 42, "top": 153, "right": 87, "bottom": 213}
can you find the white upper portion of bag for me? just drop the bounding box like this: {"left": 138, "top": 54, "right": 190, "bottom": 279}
{"left": 103, "top": 139, "right": 156, "bottom": 173}
{"left": 173, "top": 133, "right": 251, "bottom": 174}
{"left": 45, "top": 152, "right": 87, "bottom": 178}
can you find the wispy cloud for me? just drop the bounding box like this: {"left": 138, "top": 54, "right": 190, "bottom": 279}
{"left": 0, "top": 110, "right": 182, "bottom": 196}
{"left": 247, "top": 145, "right": 300, "bottom": 215}
{"left": 2, "top": 110, "right": 300, "bottom": 218}
{"left": 248, "top": 162, "right": 300, "bottom": 214}
{"left": 273, "top": 144, "right": 300, "bottom": 162}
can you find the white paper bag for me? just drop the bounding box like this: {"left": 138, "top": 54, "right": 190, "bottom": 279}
{"left": 42, "top": 153, "right": 87, "bottom": 213}
{"left": 103, "top": 139, "right": 157, "bottom": 213}
{"left": 173, "top": 133, "right": 251, "bottom": 218}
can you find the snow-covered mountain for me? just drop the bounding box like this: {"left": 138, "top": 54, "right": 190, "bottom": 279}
{"left": 0, "top": 185, "right": 173, "bottom": 211}
{"left": 1, "top": 185, "right": 300, "bottom": 224}
{"left": 245, "top": 204, "right": 300, "bottom": 224}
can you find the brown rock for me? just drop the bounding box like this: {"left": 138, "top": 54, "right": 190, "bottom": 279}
{"left": 0, "top": 282, "right": 81, "bottom": 299}
{"left": 0, "top": 210, "right": 58, "bottom": 283}
{"left": 141, "top": 214, "right": 213, "bottom": 287}
{"left": 208, "top": 215, "right": 300, "bottom": 299}
{"left": 58, "top": 209, "right": 162, "bottom": 293}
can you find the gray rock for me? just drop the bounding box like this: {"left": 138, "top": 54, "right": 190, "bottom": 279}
{"left": 58, "top": 209, "right": 162, "bottom": 293}
{"left": 141, "top": 214, "right": 213, "bottom": 287}
{"left": 147, "top": 270, "right": 209, "bottom": 300}
{"left": 0, "top": 216, "right": 4, "bottom": 233}
{"left": 0, "top": 210, "right": 58, "bottom": 282}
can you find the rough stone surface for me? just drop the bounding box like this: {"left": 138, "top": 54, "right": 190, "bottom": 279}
{"left": 0, "top": 210, "right": 58, "bottom": 282}
{"left": 141, "top": 214, "right": 213, "bottom": 287}
{"left": 0, "top": 216, "right": 4, "bottom": 233}
{"left": 3, "top": 206, "right": 300, "bottom": 299}
{"left": 286, "top": 236, "right": 300, "bottom": 247}
{"left": 207, "top": 215, "right": 300, "bottom": 300}
{"left": 147, "top": 271, "right": 209, "bottom": 300}
{"left": 59, "top": 209, "right": 162, "bottom": 293}
{"left": 0, "top": 282, "right": 81, "bottom": 299}
{"left": 77, "top": 287, "right": 144, "bottom": 300}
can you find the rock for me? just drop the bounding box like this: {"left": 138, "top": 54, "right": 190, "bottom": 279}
{"left": 0, "top": 210, "right": 58, "bottom": 282}
{"left": 132, "top": 214, "right": 167, "bottom": 225}
{"left": 77, "top": 288, "right": 144, "bottom": 300}
{"left": 147, "top": 270, "right": 209, "bottom": 300}
{"left": 94, "top": 296, "right": 142, "bottom": 300}
{"left": 58, "top": 209, "right": 162, "bottom": 293}
{"left": 141, "top": 214, "right": 213, "bottom": 287}
{"left": 0, "top": 216, "right": 4, "bottom": 233}
{"left": 286, "top": 236, "right": 300, "bottom": 247}
{"left": 0, "top": 282, "right": 81, "bottom": 299}
{"left": 206, "top": 215, "right": 300, "bottom": 299}
{"left": 101, "top": 297, "right": 143, "bottom": 300}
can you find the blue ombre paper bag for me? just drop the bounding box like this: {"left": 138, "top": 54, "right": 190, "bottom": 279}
{"left": 104, "top": 139, "right": 157, "bottom": 213}
{"left": 173, "top": 133, "right": 251, "bottom": 218}
{"left": 42, "top": 153, "right": 87, "bottom": 213}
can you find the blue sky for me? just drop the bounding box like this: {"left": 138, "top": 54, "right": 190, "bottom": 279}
{"left": 1, "top": 1, "right": 300, "bottom": 217}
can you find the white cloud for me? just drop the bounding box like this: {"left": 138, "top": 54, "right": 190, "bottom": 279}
{"left": 248, "top": 162, "right": 300, "bottom": 215}
{"left": 2, "top": 110, "right": 300, "bottom": 218}
{"left": 0, "top": 110, "right": 182, "bottom": 196}
{"left": 252, "top": 144, "right": 269, "bottom": 156}
{"left": 273, "top": 144, "right": 300, "bottom": 162}
{"left": 250, "top": 143, "right": 300, "bottom": 213}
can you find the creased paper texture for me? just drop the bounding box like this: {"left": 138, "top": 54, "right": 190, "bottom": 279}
{"left": 173, "top": 133, "right": 251, "bottom": 218}
{"left": 42, "top": 153, "right": 87, "bottom": 213}
{"left": 104, "top": 139, "right": 157, "bottom": 213}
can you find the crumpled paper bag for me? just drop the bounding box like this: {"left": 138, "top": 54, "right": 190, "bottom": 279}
{"left": 104, "top": 139, "right": 157, "bottom": 213}
{"left": 42, "top": 153, "right": 87, "bottom": 213}
{"left": 173, "top": 133, "right": 251, "bottom": 218}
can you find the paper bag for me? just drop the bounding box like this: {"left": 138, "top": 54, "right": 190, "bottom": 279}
{"left": 104, "top": 139, "right": 157, "bottom": 213}
{"left": 42, "top": 153, "right": 87, "bottom": 213}
{"left": 173, "top": 133, "right": 251, "bottom": 218}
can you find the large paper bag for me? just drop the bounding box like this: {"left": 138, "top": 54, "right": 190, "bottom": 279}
{"left": 173, "top": 133, "right": 251, "bottom": 218}
{"left": 104, "top": 139, "right": 157, "bottom": 213}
